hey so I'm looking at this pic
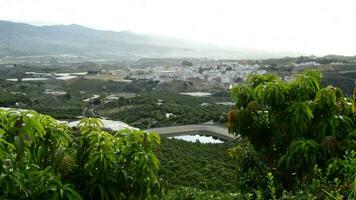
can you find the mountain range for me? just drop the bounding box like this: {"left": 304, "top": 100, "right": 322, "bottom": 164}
{"left": 0, "top": 20, "right": 296, "bottom": 59}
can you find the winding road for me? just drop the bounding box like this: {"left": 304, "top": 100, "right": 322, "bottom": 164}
{"left": 145, "top": 124, "right": 236, "bottom": 141}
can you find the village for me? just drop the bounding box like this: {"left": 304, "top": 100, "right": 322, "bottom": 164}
{"left": 2, "top": 58, "right": 268, "bottom": 88}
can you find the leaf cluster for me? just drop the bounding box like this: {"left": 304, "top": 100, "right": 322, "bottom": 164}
{"left": 228, "top": 69, "right": 356, "bottom": 195}
{"left": 0, "top": 109, "right": 161, "bottom": 199}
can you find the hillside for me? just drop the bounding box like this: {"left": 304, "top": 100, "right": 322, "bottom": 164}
{"left": 0, "top": 20, "right": 292, "bottom": 59}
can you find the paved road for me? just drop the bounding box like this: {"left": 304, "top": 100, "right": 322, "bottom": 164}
{"left": 145, "top": 124, "right": 236, "bottom": 141}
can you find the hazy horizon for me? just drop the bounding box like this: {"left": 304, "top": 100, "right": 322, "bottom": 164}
{"left": 1, "top": 0, "right": 356, "bottom": 56}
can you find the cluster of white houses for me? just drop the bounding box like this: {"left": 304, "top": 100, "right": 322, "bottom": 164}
{"left": 5, "top": 61, "right": 268, "bottom": 86}
{"left": 128, "top": 61, "right": 267, "bottom": 86}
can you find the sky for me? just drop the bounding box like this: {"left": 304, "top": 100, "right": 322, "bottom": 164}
{"left": 0, "top": 0, "right": 355, "bottom": 56}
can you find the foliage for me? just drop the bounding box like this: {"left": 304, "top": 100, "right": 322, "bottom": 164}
{"left": 267, "top": 172, "right": 277, "bottom": 200}
{"left": 158, "top": 137, "right": 238, "bottom": 192}
{"left": 100, "top": 92, "right": 229, "bottom": 129}
{"left": 322, "top": 151, "right": 356, "bottom": 199}
{"left": 0, "top": 91, "right": 31, "bottom": 107}
{"left": 321, "top": 72, "right": 355, "bottom": 97}
{"left": 228, "top": 139, "right": 269, "bottom": 195}
{"left": 228, "top": 69, "right": 356, "bottom": 197}
{"left": 33, "top": 105, "right": 83, "bottom": 119}
{"left": 279, "top": 151, "right": 356, "bottom": 199}
{"left": 0, "top": 108, "right": 161, "bottom": 199}
{"left": 164, "top": 186, "right": 247, "bottom": 200}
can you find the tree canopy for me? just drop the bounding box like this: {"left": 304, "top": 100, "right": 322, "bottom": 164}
{"left": 228, "top": 69, "right": 356, "bottom": 191}
{"left": 0, "top": 109, "right": 161, "bottom": 199}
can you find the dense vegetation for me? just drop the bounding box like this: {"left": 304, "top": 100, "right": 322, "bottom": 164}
{"left": 0, "top": 75, "right": 229, "bottom": 123}
{"left": 165, "top": 186, "right": 242, "bottom": 200}
{"left": 158, "top": 138, "right": 238, "bottom": 192}
{"left": 0, "top": 80, "right": 85, "bottom": 119}
{"left": 0, "top": 109, "right": 161, "bottom": 199}
{"left": 228, "top": 69, "right": 356, "bottom": 198}
{"left": 101, "top": 92, "right": 229, "bottom": 129}
{"left": 0, "top": 91, "right": 31, "bottom": 107}
{"left": 322, "top": 71, "right": 356, "bottom": 97}
{"left": 0, "top": 67, "right": 355, "bottom": 199}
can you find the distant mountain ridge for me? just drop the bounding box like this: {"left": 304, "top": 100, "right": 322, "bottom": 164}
{"left": 0, "top": 20, "right": 295, "bottom": 59}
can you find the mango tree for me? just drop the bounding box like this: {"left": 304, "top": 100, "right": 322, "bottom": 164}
{"left": 228, "top": 70, "right": 355, "bottom": 192}
{"left": 0, "top": 109, "right": 161, "bottom": 199}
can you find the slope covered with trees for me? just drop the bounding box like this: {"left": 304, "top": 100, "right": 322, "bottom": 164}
{"left": 158, "top": 138, "right": 238, "bottom": 192}
{"left": 0, "top": 69, "right": 355, "bottom": 199}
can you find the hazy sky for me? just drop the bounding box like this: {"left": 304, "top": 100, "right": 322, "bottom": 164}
{"left": 0, "top": 0, "right": 355, "bottom": 56}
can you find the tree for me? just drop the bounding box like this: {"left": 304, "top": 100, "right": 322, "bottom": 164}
{"left": 182, "top": 60, "right": 193, "bottom": 66}
{"left": 199, "top": 67, "right": 204, "bottom": 74}
{"left": 228, "top": 69, "right": 355, "bottom": 189}
{"left": 0, "top": 109, "right": 162, "bottom": 199}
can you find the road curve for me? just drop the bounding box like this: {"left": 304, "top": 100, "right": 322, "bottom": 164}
{"left": 145, "top": 124, "right": 236, "bottom": 141}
